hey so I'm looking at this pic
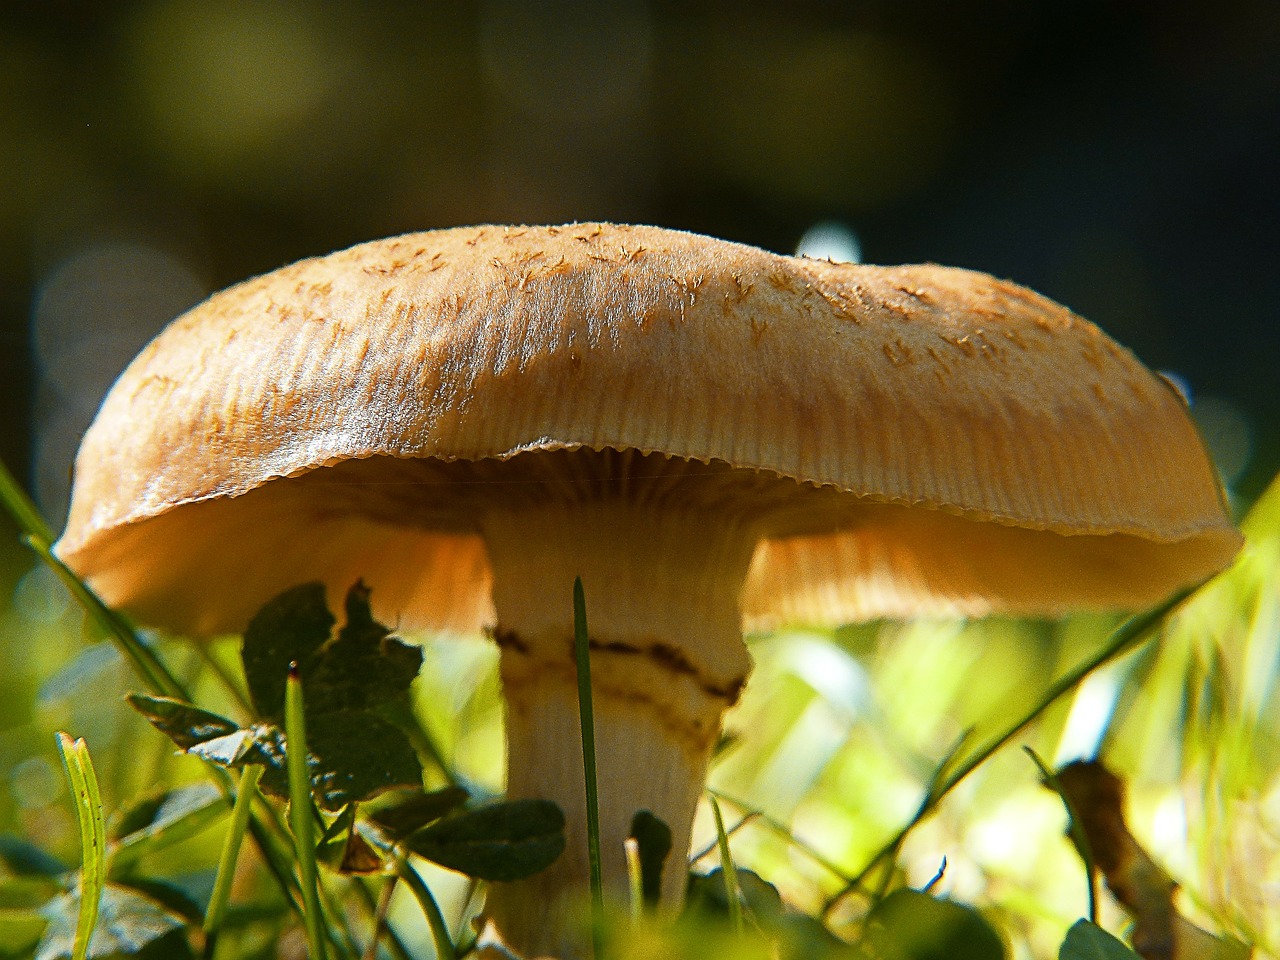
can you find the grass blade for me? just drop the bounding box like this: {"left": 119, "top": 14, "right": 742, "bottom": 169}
{"left": 704, "top": 788, "right": 853, "bottom": 889}
{"left": 286, "top": 663, "right": 329, "bottom": 960}
{"left": 0, "top": 456, "right": 55, "bottom": 543}
{"left": 25, "top": 536, "right": 187, "bottom": 702}
{"left": 1025, "top": 747, "right": 1098, "bottom": 924}
{"left": 825, "top": 586, "right": 1195, "bottom": 918}
{"left": 572, "top": 577, "right": 606, "bottom": 956}
{"left": 204, "top": 764, "right": 264, "bottom": 938}
{"left": 708, "top": 795, "right": 743, "bottom": 935}
{"left": 358, "top": 876, "right": 398, "bottom": 960}
{"left": 0, "top": 457, "right": 186, "bottom": 701}
{"left": 395, "top": 858, "right": 457, "bottom": 960}
{"left": 55, "top": 733, "right": 107, "bottom": 960}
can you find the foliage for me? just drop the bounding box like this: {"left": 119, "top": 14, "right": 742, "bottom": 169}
{"left": 1, "top": 464, "right": 1278, "bottom": 957}
{"left": 128, "top": 583, "right": 426, "bottom": 812}
{"left": 402, "top": 800, "right": 565, "bottom": 884}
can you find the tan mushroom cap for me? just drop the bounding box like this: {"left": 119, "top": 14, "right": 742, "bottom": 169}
{"left": 55, "top": 223, "right": 1241, "bottom": 636}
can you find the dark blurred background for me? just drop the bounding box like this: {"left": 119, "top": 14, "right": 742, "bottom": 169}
{"left": 2, "top": 0, "right": 1277, "bottom": 530}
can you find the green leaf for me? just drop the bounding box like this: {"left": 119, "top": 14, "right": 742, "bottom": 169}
{"left": 1058, "top": 920, "right": 1141, "bottom": 960}
{"left": 307, "top": 582, "right": 423, "bottom": 714}
{"left": 242, "top": 580, "right": 424, "bottom": 723}
{"left": 241, "top": 582, "right": 334, "bottom": 721}
{"left": 206, "top": 716, "right": 420, "bottom": 812}
{"left": 314, "top": 803, "right": 384, "bottom": 875}
{"left": 234, "top": 582, "right": 425, "bottom": 810}
{"left": 126, "top": 701, "right": 288, "bottom": 804}
{"left": 125, "top": 696, "right": 288, "bottom": 797}
{"left": 316, "top": 805, "right": 357, "bottom": 871}
{"left": 133, "top": 704, "right": 419, "bottom": 815}
{"left": 859, "top": 889, "right": 1006, "bottom": 960}
{"left": 773, "top": 913, "right": 862, "bottom": 960}
{"left": 124, "top": 696, "right": 239, "bottom": 751}
{"left": 132, "top": 592, "right": 426, "bottom": 810}
{"left": 110, "top": 787, "right": 221, "bottom": 844}
{"left": 35, "top": 884, "right": 187, "bottom": 960}
{"left": 306, "top": 712, "right": 423, "bottom": 810}
{"left": 0, "top": 877, "right": 61, "bottom": 911}
{"left": 112, "top": 879, "right": 202, "bottom": 927}
{"left": 0, "top": 905, "right": 48, "bottom": 957}
{"left": 0, "top": 835, "right": 69, "bottom": 879}
{"left": 365, "top": 787, "right": 470, "bottom": 842}
{"left": 406, "top": 799, "right": 565, "bottom": 882}
{"left": 189, "top": 724, "right": 286, "bottom": 777}
{"left": 109, "top": 785, "right": 227, "bottom": 871}
{"left": 686, "top": 868, "right": 782, "bottom": 924}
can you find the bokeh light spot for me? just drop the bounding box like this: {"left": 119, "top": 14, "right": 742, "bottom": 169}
{"left": 8, "top": 755, "right": 61, "bottom": 811}
{"left": 795, "top": 221, "right": 862, "bottom": 264}
{"left": 12, "top": 565, "right": 70, "bottom": 626}
{"left": 1190, "top": 394, "right": 1253, "bottom": 486}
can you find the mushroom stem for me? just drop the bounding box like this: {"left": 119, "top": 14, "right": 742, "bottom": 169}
{"left": 479, "top": 499, "right": 757, "bottom": 958}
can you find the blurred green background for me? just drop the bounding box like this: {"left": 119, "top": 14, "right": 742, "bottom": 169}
{"left": 1, "top": 2, "right": 1278, "bottom": 957}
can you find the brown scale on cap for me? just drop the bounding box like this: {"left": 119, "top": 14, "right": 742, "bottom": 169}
{"left": 55, "top": 223, "right": 1241, "bottom": 959}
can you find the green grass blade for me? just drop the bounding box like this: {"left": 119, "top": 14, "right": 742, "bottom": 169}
{"left": 204, "top": 764, "right": 264, "bottom": 937}
{"left": 0, "top": 457, "right": 187, "bottom": 701}
{"left": 704, "top": 788, "right": 853, "bottom": 888}
{"left": 1024, "top": 747, "right": 1098, "bottom": 924}
{"left": 0, "top": 456, "right": 55, "bottom": 543}
{"left": 395, "top": 858, "right": 457, "bottom": 960}
{"left": 351, "top": 875, "right": 415, "bottom": 960}
{"left": 708, "top": 795, "right": 743, "bottom": 935}
{"left": 55, "top": 733, "right": 107, "bottom": 960}
{"left": 25, "top": 536, "right": 187, "bottom": 701}
{"left": 317, "top": 867, "right": 362, "bottom": 960}
{"left": 359, "top": 876, "right": 397, "bottom": 960}
{"left": 286, "top": 664, "right": 329, "bottom": 960}
{"left": 572, "top": 577, "right": 606, "bottom": 956}
{"left": 247, "top": 814, "right": 304, "bottom": 911}
{"left": 826, "top": 586, "right": 1194, "bottom": 918}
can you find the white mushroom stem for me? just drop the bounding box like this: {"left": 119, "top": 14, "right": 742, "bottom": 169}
{"left": 479, "top": 499, "right": 758, "bottom": 958}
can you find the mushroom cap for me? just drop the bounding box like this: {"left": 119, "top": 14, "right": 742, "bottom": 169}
{"left": 55, "top": 223, "right": 1241, "bottom": 636}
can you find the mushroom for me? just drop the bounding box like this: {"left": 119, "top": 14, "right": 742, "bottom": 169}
{"left": 55, "top": 224, "right": 1240, "bottom": 957}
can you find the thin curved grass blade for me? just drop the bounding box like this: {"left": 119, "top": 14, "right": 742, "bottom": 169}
{"left": 55, "top": 733, "right": 107, "bottom": 960}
